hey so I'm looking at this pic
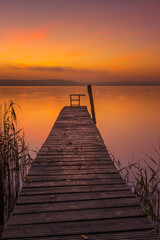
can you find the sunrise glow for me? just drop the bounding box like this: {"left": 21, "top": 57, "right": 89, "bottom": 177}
{"left": 0, "top": 0, "right": 160, "bottom": 83}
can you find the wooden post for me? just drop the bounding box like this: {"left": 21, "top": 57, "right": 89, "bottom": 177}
{"left": 87, "top": 85, "right": 96, "bottom": 124}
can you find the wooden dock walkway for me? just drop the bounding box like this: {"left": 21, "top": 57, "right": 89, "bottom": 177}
{"left": 2, "top": 106, "right": 158, "bottom": 239}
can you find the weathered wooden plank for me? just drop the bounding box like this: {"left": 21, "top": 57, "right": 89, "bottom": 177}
{"left": 22, "top": 178, "right": 125, "bottom": 188}
{"left": 2, "top": 217, "right": 153, "bottom": 239}
{"left": 38, "top": 147, "right": 107, "bottom": 150}
{"left": 32, "top": 160, "right": 113, "bottom": 168}
{"left": 27, "top": 172, "right": 120, "bottom": 177}
{"left": 13, "top": 198, "right": 140, "bottom": 214}
{"left": 35, "top": 156, "right": 111, "bottom": 161}
{"left": 30, "top": 165, "right": 116, "bottom": 170}
{"left": 23, "top": 173, "right": 122, "bottom": 181}
{"left": 17, "top": 190, "right": 134, "bottom": 204}
{"left": 20, "top": 184, "right": 129, "bottom": 195}
{"left": 28, "top": 169, "right": 118, "bottom": 175}
{"left": 37, "top": 150, "right": 108, "bottom": 153}
{"left": 12, "top": 230, "right": 157, "bottom": 240}
{"left": 41, "top": 144, "right": 106, "bottom": 147}
{"left": 8, "top": 206, "right": 145, "bottom": 226}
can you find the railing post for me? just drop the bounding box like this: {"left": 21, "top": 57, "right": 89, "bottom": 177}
{"left": 87, "top": 85, "right": 96, "bottom": 124}
{"left": 70, "top": 95, "right": 72, "bottom": 106}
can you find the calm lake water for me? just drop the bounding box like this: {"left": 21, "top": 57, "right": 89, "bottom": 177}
{"left": 0, "top": 86, "right": 160, "bottom": 167}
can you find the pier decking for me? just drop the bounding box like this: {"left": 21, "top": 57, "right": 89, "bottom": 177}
{"left": 2, "top": 106, "right": 158, "bottom": 239}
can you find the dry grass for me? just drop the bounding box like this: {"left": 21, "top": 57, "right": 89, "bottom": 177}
{"left": 0, "top": 101, "right": 31, "bottom": 232}
{"left": 109, "top": 147, "right": 160, "bottom": 233}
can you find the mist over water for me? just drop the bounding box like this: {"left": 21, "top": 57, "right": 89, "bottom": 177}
{"left": 0, "top": 86, "right": 160, "bottom": 166}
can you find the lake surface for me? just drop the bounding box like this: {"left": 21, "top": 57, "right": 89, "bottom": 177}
{"left": 0, "top": 86, "right": 160, "bottom": 167}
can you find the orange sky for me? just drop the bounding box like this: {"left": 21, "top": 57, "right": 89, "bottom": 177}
{"left": 0, "top": 0, "right": 160, "bottom": 82}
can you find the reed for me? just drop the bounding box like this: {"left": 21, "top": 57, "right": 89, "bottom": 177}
{"left": 109, "top": 148, "right": 160, "bottom": 232}
{"left": 0, "top": 101, "right": 31, "bottom": 233}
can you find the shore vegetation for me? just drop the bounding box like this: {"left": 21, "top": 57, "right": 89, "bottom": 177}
{"left": 0, "top": 101, "right": 31, "bottom": 234}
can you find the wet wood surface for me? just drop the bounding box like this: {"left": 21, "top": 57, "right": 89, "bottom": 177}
{"left": 2, "top": 106, "right": 158, "bottom": 239}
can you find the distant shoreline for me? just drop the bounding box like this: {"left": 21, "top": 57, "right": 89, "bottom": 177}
{"left": 0, "top": 79, "right": 160, "bottom": 86}
{"left": 92, "top": 81, "right": 160, "bottom": 86}
{"left": 0, "top": 79, "right": 81, "bottom": 86}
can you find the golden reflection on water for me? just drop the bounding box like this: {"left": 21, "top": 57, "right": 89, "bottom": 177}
{"left": 0, "top": 86, "right": 160, "bottom": 165}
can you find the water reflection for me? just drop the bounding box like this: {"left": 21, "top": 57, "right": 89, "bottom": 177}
{"left": 0, "top": 86, "right": 160, "bottom": 165}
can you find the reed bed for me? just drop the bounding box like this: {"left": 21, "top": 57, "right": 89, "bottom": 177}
{"left": 109, "top": 148, "right": 160, "bottom": 233}
{"left": 0, "top": 101, "right": 31, "bottom": 233}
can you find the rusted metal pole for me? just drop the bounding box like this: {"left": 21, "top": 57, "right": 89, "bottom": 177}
{"left": 87, "top": 85, "right": 96, "bottom": 124}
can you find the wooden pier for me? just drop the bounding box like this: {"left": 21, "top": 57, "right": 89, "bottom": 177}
{"left": 2, "top": 107, "right": 158, "bottom": 239}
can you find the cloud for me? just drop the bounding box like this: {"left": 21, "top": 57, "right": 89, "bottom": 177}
{"left": 92, "top": 30, "right": 160, "bottom": 37}
{"left": 11, "top": 65, "right": 92, "bottom": 74}
{"left": 70, "top": 20, "right": 90, "bottom": 30}
{"left": 6, "top": 25, "right": 49, "bottom": 42}
{"left": 124, "top": 31, "right": 160, "bottom": 37}
{"left": 111, "top": 66, "right": 135, "bottom": 71}
{"left": 92, "top": 30, "right": 118, "bottom": 36}
{"left": 3, "top": 21, "right": 66, "bottom": 42}
{"left": 66, "top": 52, "right": 84, "bottom": 57}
